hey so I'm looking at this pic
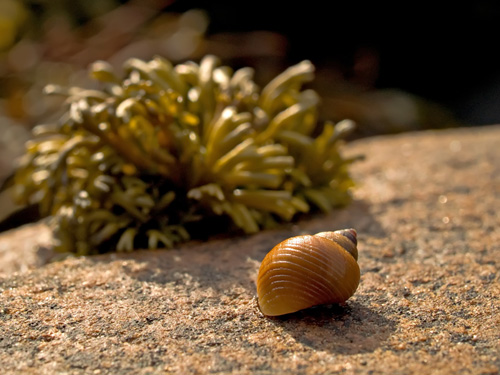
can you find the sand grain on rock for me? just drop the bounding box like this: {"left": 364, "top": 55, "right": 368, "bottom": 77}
{"left": 0, "top": 125, "right": 499, "bottom": 374}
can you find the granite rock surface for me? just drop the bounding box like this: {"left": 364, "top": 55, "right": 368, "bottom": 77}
{"left": 0, "top": 125, "right": 499, "bottom": 374}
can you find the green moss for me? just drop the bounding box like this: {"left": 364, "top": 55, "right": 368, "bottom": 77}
{"left": 13, "top": 55, "right": 356, "bottom": 254}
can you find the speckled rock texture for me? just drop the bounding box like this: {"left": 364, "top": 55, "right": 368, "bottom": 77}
{"left": 0, "top": 125, "right": 499, "bottom": 375}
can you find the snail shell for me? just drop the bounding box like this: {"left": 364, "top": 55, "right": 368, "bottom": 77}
{"left": 256, "top": 229, "right": 360, "bottom": 316}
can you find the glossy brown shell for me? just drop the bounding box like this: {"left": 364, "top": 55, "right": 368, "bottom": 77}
{"left": 257, "top": 229, "right": 360, "bottom": 316}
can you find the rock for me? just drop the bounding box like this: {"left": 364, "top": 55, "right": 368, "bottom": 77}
{"left": 0, "top": 221, "right": 53, "bottom": 276}
{"left": 0, "top": 125, "right": 498, "bottom": 374}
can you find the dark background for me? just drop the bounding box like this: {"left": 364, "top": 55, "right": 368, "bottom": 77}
{"left": 167, "top": 1, "right": 500, "bottom": 125}
{"left": 1, "top": 0, "right": 498, "bottom": 227}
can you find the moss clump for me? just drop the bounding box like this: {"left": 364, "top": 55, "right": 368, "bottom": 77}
{"left": 13, "top": 55, "right": 356, "bottom": 254}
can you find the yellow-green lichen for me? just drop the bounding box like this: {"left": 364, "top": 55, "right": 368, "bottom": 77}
{"left": 13, "top": 55, "right": 357, "bottom": 254}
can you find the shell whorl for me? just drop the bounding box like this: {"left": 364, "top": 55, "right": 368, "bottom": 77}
{"left": 315, "top": 228, "right": 358, "bottom": 260}
{"left": 257, "top": 228, "right": 360, "bottom": 316}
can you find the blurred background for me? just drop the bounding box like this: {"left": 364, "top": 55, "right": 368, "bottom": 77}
{"left": 1, "top": 0, "right": 499, "bottom": 186}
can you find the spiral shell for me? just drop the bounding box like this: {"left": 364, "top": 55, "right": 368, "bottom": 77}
{"left": 256, "top": 228, "right": 360, "bottom": 316}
